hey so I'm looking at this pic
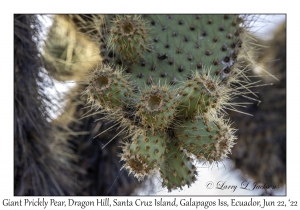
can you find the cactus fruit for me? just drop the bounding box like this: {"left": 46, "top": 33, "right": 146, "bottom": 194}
{"left": 53, "top": 84, "right": 142, "bottom": 195}
{"left": 15, "top": 14, "right": 143, "bottom": 196}
{"left": 15, "top": 14, "right": 286, "bottom": 195}
{"left": 177, "top": 70, "right": 230, "bottom": 119}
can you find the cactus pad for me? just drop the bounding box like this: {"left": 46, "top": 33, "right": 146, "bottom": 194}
{"left": 103, "top": 14, "right": 243, "bottom": 87}
{"left": 160, "top": 141, "right": 197, "bottom": 192}
{"left": 108, "top": 15, "right": 151, "bottom": 63}
{"left": 85, "top": 65, "right": 133, "bottom": 111}
{"left": 175, "top": 115, "right": 236, "bottom": 162}
{"left": 121, "top": 130, "right": 167, "bottom": 180}
{"left": 136, "top": 85, "right": 179, "bottom": 131}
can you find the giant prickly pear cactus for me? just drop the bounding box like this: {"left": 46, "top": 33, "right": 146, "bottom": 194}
{"left": 81, "top": 14, "right": 257, "bottom": 192}
{"left": 41, "top": 14, "right": 260, "bottom": 193}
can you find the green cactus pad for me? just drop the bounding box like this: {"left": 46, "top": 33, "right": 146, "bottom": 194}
{"left": 136, "top": 85, "right": 179, "bottom": 131}
{"left": 177, "top": 70, "right": 221, "bottom": 118}
{"left": 160, "top": 141, "right": 197, "bottom": 192}
{"left": 104, "top": 14, "right": 243, "bottom": 88}
{"left": 121, "top": 130, "right": 167, "bottom": 180}
{"left": 175, "top": 115, "right": 236, "bottom": 163}
{"left": 85, "top": 65, "right": 133, "bottom": 111}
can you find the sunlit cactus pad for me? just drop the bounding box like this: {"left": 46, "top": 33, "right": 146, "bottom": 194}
{"left": 101, "top": 14, "right": 243, "bottom": 87}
